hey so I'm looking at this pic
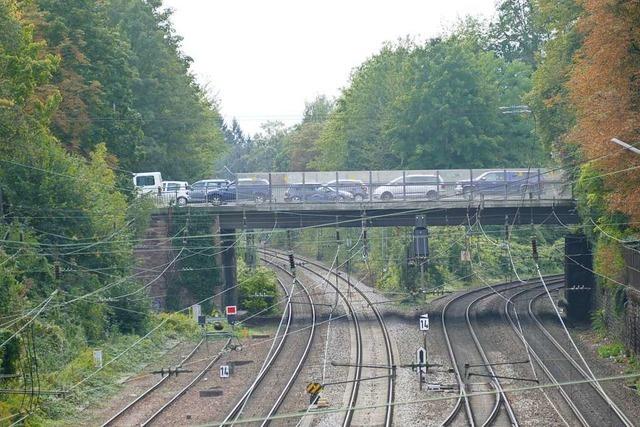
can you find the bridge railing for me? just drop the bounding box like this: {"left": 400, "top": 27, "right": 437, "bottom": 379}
{"left": 231, "top": 168, "right": 571, "bottom": 205}
{"left": 147, "top": 168, "right": 572, "bottom": 207}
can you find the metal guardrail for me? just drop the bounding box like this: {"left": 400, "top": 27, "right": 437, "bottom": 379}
{"left": 147, "top": 168, "right": 572, "bottom": 207}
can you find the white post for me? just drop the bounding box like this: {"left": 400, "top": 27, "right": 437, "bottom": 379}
{"left": 611, "top": 138, "right": 640, "bottom": 155}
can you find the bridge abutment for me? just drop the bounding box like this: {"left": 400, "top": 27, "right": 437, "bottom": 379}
{"left": 564, "top": 233, "right": 595, "bottom": 321}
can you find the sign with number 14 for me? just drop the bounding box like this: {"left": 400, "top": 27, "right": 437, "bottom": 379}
{"left": 419, "top": 314, "right": 429, "bottom": 331}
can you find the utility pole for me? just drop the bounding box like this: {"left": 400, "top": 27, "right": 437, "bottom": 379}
{"left": 245, "top": 231, "right": 256, "bottom": 268}
{"left": 335, "top": 218, "right": 341, "bottom": 298}
{"left": 346, "top": 238, "right": 351, "bottom": 300}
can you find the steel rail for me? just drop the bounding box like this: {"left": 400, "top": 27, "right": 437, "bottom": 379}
{"left": 219, "top": 274, "right": 295, "bottom": 426}
{"left": 259, "top": 256, "right": 317, "bottom": 427}
{"left": 259, "top": 249, "right": 363, "bottom": 427}
{"left": 441, "top": 285, "right": 490, "bottom": 427}
{"left": 466, "top": 290, "right": 519, "bottom": 426}
{"left": 528, "top": 290, "right": 634, "bottom": 426}
{"left": 268, "top": 249, "right": 395, "bottom": 427}
{"left": 140, "top": 337, "right": 232, "bottom": 427}
{"left": 503, "top": 283, "right": 590, "bottom": 427}
{"left": 101, "top": 338, "right": 205, "bottom": 427}
{"left": 440, "top": 275, "right": 563, "bottom": 426}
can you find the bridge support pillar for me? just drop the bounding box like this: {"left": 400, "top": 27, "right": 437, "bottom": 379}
{"left": 221, "top": 228, "right": 238, "bottom": 307}
{"left": 564, "top": 233, "right": 594, "bottom": 321}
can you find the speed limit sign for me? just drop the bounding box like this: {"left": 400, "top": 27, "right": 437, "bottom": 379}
{"left": 419, "top": 314, "right": 430, "bottom": 331}
{"left": 219, "top": 365, "right": 230, "bottom": 378}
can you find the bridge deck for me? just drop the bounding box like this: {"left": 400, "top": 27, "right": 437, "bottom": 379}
{"left": 156, "top": 198, "right": 578, "bottom": 229}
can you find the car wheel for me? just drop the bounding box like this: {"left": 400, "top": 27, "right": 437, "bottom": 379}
{"left": 291, "top": 196, "right": 302, "bottom": 202}
{"left": 209, "top": 194, "right": 223, "bottom": 205}
{"left": 177, "top": 197, "right": 187, "bottom": 207}
{"left": 354, "top": 194, "right": 364, "bottom": 202}
{"left": 426, "top": 190, "right": 438, "bottom": 200}
{"left": 381, "top": 192, "right": 393, "bottom": 201}
{"left": 255, "top": 193, "right": 266, "bottom": 203}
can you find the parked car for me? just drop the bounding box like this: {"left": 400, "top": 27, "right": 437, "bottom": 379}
{"left": 187, "top": 179, "right": 230, "bottom": 203}
{"left": 373, "top": 174, "right": 444, "bottom": 201}
{"left": 133, "top": 172, "right": 162, "bottom": 195}
{"left": 162, "top": 181, "right": 189, "bottom": 206}
{"left": 284, "top": 183, "right": 353, "bottom": 202}
{"left": 324, "top": 179, "right": 368, "bottom": 201}
{"left": 455, "top": 170, "right": 543, "bottom": 198}
{"left": 284, "top": 183, "right": 321, "bottom": 202}
{"left": 208, "top": 178, "right": 271, "bottom": 205}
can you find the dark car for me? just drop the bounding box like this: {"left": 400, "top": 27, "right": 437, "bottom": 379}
{"left": 187, "top": 179, "right": 230, "bottom": 203}
{"left": 324, "top": 179, "right": 368, "bottom": 201}
{"left": 208, "top": 178, "right": 271, "bottom": 205}
{"left": 284, "top": 184, "right": 353, "bottom": 203}
{"left": 284, "top": 183, "right": 321, "bottom": 202}
{"left": 455, "top": 170, "right": 543, "bottom": 198}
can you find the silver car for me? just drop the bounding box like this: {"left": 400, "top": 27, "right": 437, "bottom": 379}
{"left": 373, "top": 174, "right": 444, "bottom": 201}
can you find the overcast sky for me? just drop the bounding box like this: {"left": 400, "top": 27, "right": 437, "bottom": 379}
{"left": 162, "top": 0, "right": 498, "bottom": 135}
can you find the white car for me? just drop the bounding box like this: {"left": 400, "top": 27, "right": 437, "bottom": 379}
{"left": 162, "top": 181, "right": 189, "bottom": 206}
{"left": 373, "top": 174, "right": 444, "bottom": 201}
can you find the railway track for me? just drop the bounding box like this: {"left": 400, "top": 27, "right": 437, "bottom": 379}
{"left": 261, "top": 248, "right": 395, "bottom": 427}
{"left": 503, "top": 284, "right": 634, "bottom": 426}
{"left": 101, "top": 337, "right": 231, "bottom": 427}
{"left": 441, "top": 276, "right": 563, "bottom": 426}
{"left": 219, "top": 257, "right": 316, "bottom": 426}
{"left": 259, "top": 249, "right": 362, "bottom": 427}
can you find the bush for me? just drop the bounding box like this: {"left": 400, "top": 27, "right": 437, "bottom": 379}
{"left": 597, "top": 342, "right": 625, "bottom": 359}
{"left": 238, "top": 260, "right": 278, "bottom": 315}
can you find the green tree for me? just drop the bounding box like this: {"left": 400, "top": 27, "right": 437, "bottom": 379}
{"left": 238, "top": 260, "right": 278, "bottom": 315}
{"left": 312, "top": 33, "right": 544, "bottom": 172}
{"left": 33, "top": 0, "right": 143, "bottom": 163}
{"left": 488, "top": 0, "right": 546, "bottom": 66}
{"left": 313, "top": 42, "right": 412, "bottom": 170}
{"left": 107, "top": 0, "right": 226, "bottom": 180}
{"left": 285, "top": 95, "right": 333, "bottom": 170}
{"left": 526, "top": 0, "right": 582, "bottom": 158}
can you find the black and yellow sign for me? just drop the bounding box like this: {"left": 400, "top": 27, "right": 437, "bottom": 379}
{"left": 306, "top": 382, "right": 323, "bottom": 395}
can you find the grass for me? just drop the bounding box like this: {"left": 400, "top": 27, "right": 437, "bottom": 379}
{"left": 14, "top": 312, "right": 200, "bottom": 426}
{"left": 597, "top": 342, "right": 625, "bottom": 359}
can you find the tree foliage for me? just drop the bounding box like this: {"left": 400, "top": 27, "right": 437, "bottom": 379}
{"left": 0, "top": 1, "right": 227, "bottom": 419}
{"left": 237, "top": 260, "right": 278, "bottom": 315}
{"left": 26, "top": 0, "right": 226, "bottom": 180}
{"left": 488, "top": 0, "right": 546, "bottom": 66}
{"left": 312, "top": 35, "right": 544, "bottom": 171}
{"left": 568, "top": 0, "right": 640, "bottom": 221}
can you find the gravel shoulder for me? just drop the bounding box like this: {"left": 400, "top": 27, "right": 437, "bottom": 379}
{"left": 80, "top": 338, "right": 197, "bottom": 425}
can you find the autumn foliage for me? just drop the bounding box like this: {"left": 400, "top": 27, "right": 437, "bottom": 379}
{"left": 569, "top": 0, "right": 640, "bottom": 221}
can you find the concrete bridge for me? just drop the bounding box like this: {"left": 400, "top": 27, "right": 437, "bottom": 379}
{"left": 150, "top": 167, "right": 581, "bottom": 307}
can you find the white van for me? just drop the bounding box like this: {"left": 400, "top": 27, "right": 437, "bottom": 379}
{"left": 133, "top": 172, "right": 162, "bottom": 194}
